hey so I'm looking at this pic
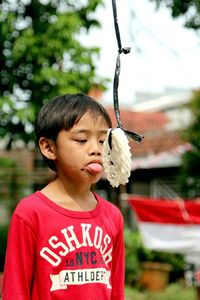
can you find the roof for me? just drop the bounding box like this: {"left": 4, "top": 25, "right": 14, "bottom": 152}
{"left": 131, "top": 131, "right": 185, "bottom": 157}
{"left": 106, "top": 107, "right": 188, "bottom": 168}
{"left": 106, "top": 108, "right": 169, "bottom": 133}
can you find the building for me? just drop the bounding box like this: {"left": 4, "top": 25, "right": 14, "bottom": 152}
{"left": 99, "top": 90, "right": 194, "bottom": 199}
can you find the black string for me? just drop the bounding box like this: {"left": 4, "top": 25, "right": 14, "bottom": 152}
{"left": 112, "top": 0, "right": 122, "bottom": 52}
{"left": 111, "top": 0, "right": 144, "bottom": 143}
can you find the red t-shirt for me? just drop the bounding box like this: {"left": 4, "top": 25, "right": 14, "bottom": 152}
{"left": 3, "top": 191, "right": 124, "bottom": 300}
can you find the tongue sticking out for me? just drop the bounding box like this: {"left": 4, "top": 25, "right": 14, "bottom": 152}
{"left": 85, "top": 163, "right": 103, "bottom": 174}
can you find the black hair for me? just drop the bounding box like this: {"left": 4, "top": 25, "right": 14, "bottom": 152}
{"left": 35, "top": 93, "right": 112, "bottom": 171}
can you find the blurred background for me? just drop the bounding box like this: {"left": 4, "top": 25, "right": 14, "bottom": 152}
{"left": 0, "top": 0, "right": 200, "bottom": 299}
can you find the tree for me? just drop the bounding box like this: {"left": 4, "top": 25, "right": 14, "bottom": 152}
{"left": 0, "top": 0, "right": 106, "bottom": 149}
{"left": 150, "top": 0, "right": 200, "bottom": 30}
{"left": 147, "top": 1, "right": 200, "bottom": 197}
{"left": 179, "top": 90, "right": 200, "bottom": 198}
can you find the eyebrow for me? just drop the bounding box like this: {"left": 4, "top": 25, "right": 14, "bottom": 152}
{"left": 72, "top": 129, "right": 108, "bottom": 134}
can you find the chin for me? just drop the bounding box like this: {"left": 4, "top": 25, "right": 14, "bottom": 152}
{"left": 91, "top": 179, "right": 101, "bottom": 185}
{"left": 90, "top": 174, "right": 102, "bottom": 184}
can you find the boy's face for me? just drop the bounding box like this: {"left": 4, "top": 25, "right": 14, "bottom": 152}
{"left": 48, "top": 111, "right": 109, "bottom": 185}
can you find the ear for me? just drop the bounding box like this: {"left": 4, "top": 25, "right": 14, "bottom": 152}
{"left": 39, "top": 137, "right": 56, "bottom": 161}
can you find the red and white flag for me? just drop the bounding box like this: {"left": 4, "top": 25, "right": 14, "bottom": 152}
{"left": 128, "top": 196, "right": 200, "bottom": 259}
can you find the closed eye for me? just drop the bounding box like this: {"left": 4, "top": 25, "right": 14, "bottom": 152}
{"left": 99, "top": 140, "right": 105, "bottom": 144}
{"left": 75, "top": 139, "right": 87, "bottom": 143}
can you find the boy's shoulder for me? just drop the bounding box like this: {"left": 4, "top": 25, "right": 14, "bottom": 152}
{"left": 95, "top": 193, "right": 124, "bottom": 232}
{"left": 14, "top": 191, "right": 43, "bottom": 216}
{"left": 95, "top": 193, "right": 123, "bottom": 218}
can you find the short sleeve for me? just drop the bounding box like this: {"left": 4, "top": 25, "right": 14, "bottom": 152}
{"left": 3, "top": 214, "right": 36, "bottom": 300}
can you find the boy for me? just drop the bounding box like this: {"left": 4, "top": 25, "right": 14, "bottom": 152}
{"left": 3, "top": 93, "right": 125, "bottom": 300}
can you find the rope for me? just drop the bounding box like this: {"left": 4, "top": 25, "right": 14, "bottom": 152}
{"left": 111, "top": 0, "right": 144, "bottom": 143}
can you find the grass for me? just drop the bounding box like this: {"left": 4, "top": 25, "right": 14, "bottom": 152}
{"left": 125, "top": 284, "right": 196, "bottom": 300}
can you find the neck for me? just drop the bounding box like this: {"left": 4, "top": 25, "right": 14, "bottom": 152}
{"left": 41, "top": 177, "right": 97, "bottom": 211}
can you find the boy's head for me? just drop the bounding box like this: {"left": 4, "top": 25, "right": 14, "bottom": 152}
{"left": 35, "top": 93, "right": 112, "bottom": 171}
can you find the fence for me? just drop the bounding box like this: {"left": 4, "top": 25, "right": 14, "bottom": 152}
{"left": 0, "top": 167, "right": 54, "bottom": 225}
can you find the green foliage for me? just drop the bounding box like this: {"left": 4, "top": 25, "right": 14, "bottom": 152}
{"left": 124, "top": 228, "right": 141, "bottom": 285}
{"left": 0, "top": 0, "right": 107, "bottom": 149}
{"left": 125, "top": 283, "right": 195, "bottom": 300}
{"left": 179, "top": 90, "right": 200, "bottom": 197}
{"left": 150, "top": 0, "right": 200, "bottom": 30}
{"left": 0, "top": 157, "right": 16, "bottom": 168}
{"left": 0, "top": 225, "right": 9, "bottom": 272}
{"left": 124, "top": 228, "right": 184, "bottom": 285}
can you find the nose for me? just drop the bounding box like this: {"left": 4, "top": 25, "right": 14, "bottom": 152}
{"left": 90, "top": 150, "right": 101, "bottom": 156}
{"left": 88, "top": 140, "right": 102, "bottom": 156}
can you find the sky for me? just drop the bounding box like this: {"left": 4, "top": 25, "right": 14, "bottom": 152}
{"left": 81, "top": 0, "right": 200, "bottom": 107}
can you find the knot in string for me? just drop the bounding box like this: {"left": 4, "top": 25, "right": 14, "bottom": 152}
{"left": 118, "top": 47, "right": 131, "bottom": 55}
